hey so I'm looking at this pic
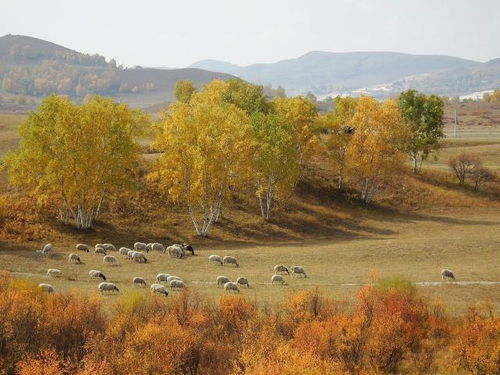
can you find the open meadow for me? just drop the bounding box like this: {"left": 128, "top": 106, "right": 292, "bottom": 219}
{"left": 0, "top": 107, "right": 499, "bottom": 315}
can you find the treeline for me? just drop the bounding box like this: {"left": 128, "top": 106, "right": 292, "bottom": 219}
{"left": 6, "top": 80, "right": 494, "bottom": 236}
{"left": 0, "top": 272, "right": 498, "bottom": 375}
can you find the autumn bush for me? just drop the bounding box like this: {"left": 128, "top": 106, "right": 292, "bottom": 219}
{"left": 0, "top": 272, "right": 498, "bottom": 375}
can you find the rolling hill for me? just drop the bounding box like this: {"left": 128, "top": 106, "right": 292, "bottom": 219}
{"left": 190, "top": 51, "right": 500, "bottom": 98}
{"left": 0, "top": 34, "right": 235, "bottom": 109}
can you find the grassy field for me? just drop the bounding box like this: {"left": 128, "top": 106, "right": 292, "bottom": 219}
{"left": 1, "top": 206, "right": 499, "bottom": 315}
{"left": 0, "top": 108, "right": 499, "bottom": 316}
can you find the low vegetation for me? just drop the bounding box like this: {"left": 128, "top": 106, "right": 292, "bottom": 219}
{"left": 0, "top": 272, "right": 498, "bottom": 375}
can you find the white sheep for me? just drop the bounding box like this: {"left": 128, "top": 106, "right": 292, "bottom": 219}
{"left": 94, "top": 246, "right": 107, "bottom": 255}
{"left": 216, "top": 275, "right": 230, "bottom": 288}
{"left": 223, "top": 256, "right": 239, "bottom": 267}
{"left": 36, "top": 243, "right": 53, "bottom": 256}
{"left": 75, "top": 243, "right": 90, "bottom": 252}
{"left": 236, "top": 277, "right": 250, "bottom": 288}
{"left": 290, "top": 266, "right": 307, "bottom": 278}
{"left": 103, "top": 255, "right": 119, "bottom": 265}
{"left": 89, "top": 270, "right": 107, "bottom": 281}
{"left": 224, "top": 281, "right": 240, "bottom": 293}
{"left": 134, "top": 242, "right": 148, "bottom": 252}
{"left": 133, "top": 277, "right": 147, "bottom": 287}
{"left": 132, "top": 252, "right": 147, "bottom": 263}
{"left": 38, "top": 283, "right": 55, "bottom": 293}
{"left": 273, "top": 265, "right": 290, "bottom": 275}
{"left": 68, "top": 253, "right": 82, "bottom": 264}
{"left": 208, "top": 254, "right": 223, "bottom": 265}
{"left": 166, "top": 275, "right": 181, "bottom": 284}
{"left": 150, "top": 283, "right": 169, "bottom": 296}
{"left": 97, "top": 282, "right": 119, "bottom": 294}
{"left": 167, "top": 244, "right": 185, "bottom": 258}
{"left": 170, "top": 279, "right": 186, "bottom": 289}
{"left": 126, "top": 249, "right": 136, "bottom": 259}
{"left": 102, "top": 243, "right": 116, "bottom": 252}
{"left": 156, "top": 273, "right": 171, "bottom": 283}
{"left": 150, "top": 243, "right": 166, "bottom": 253}
{"left": 441, "top": 269, "right": 455, "bottom": 281}
{"left": 46, "top": 268, "right": 62, "bottom": 278}
{"left": 271, "top": 274, "right": 286, "bottom": 285}
{"left": 119, "top": 247, "right": 131, "bottom": 257}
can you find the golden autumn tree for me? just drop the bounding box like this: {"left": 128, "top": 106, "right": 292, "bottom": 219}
{"left": 150, "top": 80, "right": 254, "bottom": 236}
{"left": 325, "top": 96, "right": 358, "bottom": 189}
{"left": 251, "top": 112, "right": 300, "bottom": 220}
{"left": 272, "top": 96, "right": 318, "bottom": 171}
{"left": 346, "top": 96, "right": 408, "bottom": 204}
{"left": 5, "top": 95, "right": 147, "bottom": 229}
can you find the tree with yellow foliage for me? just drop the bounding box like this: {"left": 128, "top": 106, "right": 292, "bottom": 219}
{"left": 5, "top": 95, "right": 147, "bottom": 229}
{"left": 325, "top": 96, "right": 358, "bottom": 189}
{"left": 150, "top": 80, "right": 254, "bottom": 236}
{"left": 346, "top": 96, "right": 408, "bottom": 204}
{"left": 251, "top": 112, "right": 300, "bottom": 220}
{"left": 272, "top": 96, "right": 318, "bottom": 171}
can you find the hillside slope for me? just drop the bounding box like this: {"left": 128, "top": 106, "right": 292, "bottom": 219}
{"left": 0, "top": 34, "right": 235, "bottom": 107}
{"left": 190, "top": 51, "right": 499, "bottom": 97}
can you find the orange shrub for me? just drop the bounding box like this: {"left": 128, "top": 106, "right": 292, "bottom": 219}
{"left": 16, "top": 349, "right": 70, "bottom": 375}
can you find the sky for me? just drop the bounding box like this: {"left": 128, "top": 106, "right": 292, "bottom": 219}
{"left": 1, "top": 0, "right": 500, "bottom": 68}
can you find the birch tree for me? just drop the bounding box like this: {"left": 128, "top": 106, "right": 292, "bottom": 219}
{"left": 346, "top": 97, "right": 408, "bottom": 204}
{"left": 5, "top": 95, "right": 147, "bottom": 228}
{"left": 325, "top": 96, "right": 358, "bottom": 189}
{"left": 398, "top": 89, "right": 444, "bottom": 173}
{"left": 150, "top": 80, "right": 254, "bottom": 237}
{"left": 251, "top": 112, "right": 300, "bottom": 220}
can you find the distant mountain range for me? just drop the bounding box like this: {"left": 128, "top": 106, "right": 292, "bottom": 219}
{"left": 190, "top": 51, "right": 500, "bottom": 98}
{"left": 0, "top": 34, "right": 235, "bottom": 108}
{"left": 1, "top": 34, "right": 499, "bottom": 110}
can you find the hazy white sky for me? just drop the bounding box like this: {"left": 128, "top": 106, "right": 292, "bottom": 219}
{"left": 2, "top": 0, "right": 500, "bottom": 67}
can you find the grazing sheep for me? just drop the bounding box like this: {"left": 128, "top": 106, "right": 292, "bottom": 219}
{"left": 133, "top": 277, "right": 147, "bottom": 287}
{"left": 103, "top": 255, "right": 119, "bottom": 265}
{"left": 75, "top": 243, "right": 90, "bottom": 253}
{"left": 102, "top": 243, "right": 116, "bottom": 252}
{"left": 166, "top": 275, "right": 181, "bottom": 284}
{"left": 150, "top": 283, "right": 169, "bottom": 296}
{"left": 132, "top": 252, "right": 147, "bottom": 263}
{"left": 134, "top": 242, "right": 148, "bottom": 252}
{"left": 68, "top": 253, "right": 82, "bottom": 264}
{"left": 273, "top": 265, "right": 290, "bottom": 275}
{"left": 271, "top": 274, "right": 286, "bottom": 285}
{"left": 441, "top": 269, "right": 456, "bottom": 281}
{"left": 97, "top": 282, "right": 119, "bottom": 294}
{"left": 290, "top": 266, "right": 307, "bottom": 278}
{"left": 94, "top": 246, "right": 107, "bottom": 255}
{"left": 38, "top": 283, "right": 55, "bottom": 293}
{"left": 150, "top": 243, "right": 166, "bottom": 253}
{"left": 46, "top": 268, "right": 62, "bottom": 278}
{"left": 127, "top": 249, "right": 136, "bottom": 259}
{"left": 167, "top": 244, "right": 185, "bottom": 258}
{"left": 88, "top": 270, "right": 107, "bottom": 281}
{"left": 36, "top": 243, "right": 53, "bottom": 256}
{"left": 170, "top": 279, "right": 186, "bottom": 290}
{"left": 224, "top": 281, "right": 240, "bottom": 293}
{"left": 119, "top": 247, "right": 131, "bottom": 256}
{"left": 208, "top": 254, "right": 223, "bottom": 265}
{"left": 223, "top": 256, "right": 239, "bottom": 267}
{"left": 236, "top": 277, "right": 250, "bottom": 288}
{"left": 156, "top": 273, "right": 171, "bottom": 283}
{"left": 216, "top": 275, "right": 230, "bottom": 288}
{"left": 182, "top": 243, "right": 195, "bottom": 255}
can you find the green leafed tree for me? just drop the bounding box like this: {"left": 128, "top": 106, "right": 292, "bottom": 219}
{"left": 221, "top": 78, "right": 270, "bottom": 115}
{"left": 174, "top": 80, "right": 197, "bottom": 103}
{"left": 5, "top": 95, "right": 148, "bottom": 229}
{"left": 398, "top": 89, "right": 444, "bottom": 173}
{"left": 251, "top": 112, "right": 300, "bottom": 220}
